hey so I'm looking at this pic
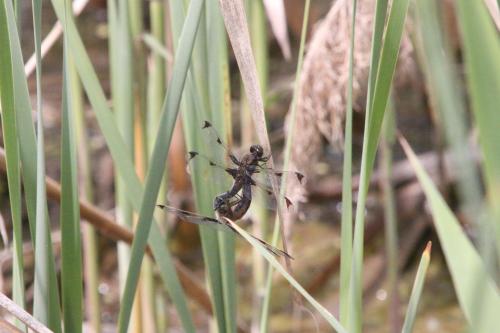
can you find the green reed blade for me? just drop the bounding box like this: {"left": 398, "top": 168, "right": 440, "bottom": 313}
{"left": 48, "top": 0, "right": 196, "bottom": 331}
{"left": 0, "top": 3, "right": 25, "bottom": 330}
{"left": 60, "top": 41, "right": 83, "bottom": 332}
{"left": 117, "top": 0, "right": 205, "bottom": 331}
{"left": 400, "top": 136, "right": 500, "bottom": 332}
{"left": 455, "top": 0, "right": 500, "bottom": 258}
{"left": 349, "top": 0, "right": 409, "bottom": 331}
{"left": 401, "top": 242, "right": 431, "bottom": 333}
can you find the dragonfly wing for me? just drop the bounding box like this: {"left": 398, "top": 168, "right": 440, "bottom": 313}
{"left": 157, "top": 205, "right": 233, "bottom": 234}
{"left": 248, "top": 234, "right": 294, "bottom": 259}
{"left": 187, "top": 151, "right": 238, "bottom": 186}
{"left": 258, "top": 167, "right": 304, "bottom": 185}
{"left": 250, "top": 178, "right": 294, "bottom": 209}
{"left": 158, "top": 205, "right": 292, "bottom": 259}
{"left": 201, "top": 120, "right": 240, "bottom": 164}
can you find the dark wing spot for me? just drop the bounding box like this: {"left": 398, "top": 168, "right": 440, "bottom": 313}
{"left": 266, "top": 189, "right": 273, "bottom": 196}
{"left": 216, "top": 138, "right": 222, "bottom": 145}
{"left": 157, "top": 204, "right": 165, "bottom": 209}
{"left": 202, "top": 216, "right": 219, "bottom": 223}
{"left": 275, "top": 172, "right": 283, "bottom": 177}
{"left": 188, "top": 151, "right": 198, "bottom": 160}
{"left": 252, "top": 236, "right": 294, "bottom": 259}
{"left": 285, "top": 197, "right": 293, "bottom": 209}
{"left": 280, "top": 249, "right": 294, "bottom": 260}
{"left": 296, "top": 172, "right": 305, "bottom": 183}
{"left": 202, "top": 120, "right": 212, "bottom": 129}
{"left": 209, "top": 161, "right": 216, "bottom": 166}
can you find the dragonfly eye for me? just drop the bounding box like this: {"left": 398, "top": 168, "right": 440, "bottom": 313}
{"left": 250, "top": 144, "right": 264, "bottom": 157}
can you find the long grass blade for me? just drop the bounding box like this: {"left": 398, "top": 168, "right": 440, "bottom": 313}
{"left": 455, "top": 0, "right": 500, "bottom": 257}
{"left": 244, "top": 0, "right": 268, "bottom": 329}
{"left": 339, "top": 0, "right": 357, "bottom": 325}
{"left": 401, "top": 242, "right": 432, "bottom": 333}
{"left": 73, "top": 68, "right": 101, "bottom": 332}
{"left": 186, "top": 3, "right": 233, "bottom": 331}
{"left": 206, "top": 1, "right": 236, "bottom": 331}
{"left": 415, "top": 0, "right": 486, "bottom": 261}
{"left": 349, "top": 0, "right": 409, "bottom": 331}
{"left": 0, "top": 3, "right": 25, "bottom": 330}
{"left": 259, "top": 1, "right": 310, "bottom": 331}
{"left": 107, "top": 0, "right": 135, "bottom": 301}
{"left": 167, "top": 1, "right": 229, "bottom": 329}
{"left": 144, "top": 2, "right": 168, "bottom": 330}
{"left": 60, "top": 20, "right": 83, "bottom": 331}
{"left": 399, "top": 135, "right": 500, "bottom": 332}
{"left": 33, "top": 0, "right": 48, "bottom": 320}
{"left": 226, "top": 218, "right": 347, "bottom": 333}
{"left": 379, "top": 100, "right": 400, "bottom": 332}
{"left": 31, "top": 0, "right": 63, "bottom": 329}
{"left": 117, "top": 1, "right": 204, "bottom": 331}
{"left": 48, "top": 0, "right": 196, "bottom": 331}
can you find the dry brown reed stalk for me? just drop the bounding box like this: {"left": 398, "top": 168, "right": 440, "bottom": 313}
{"left": 288, "top": 0, "right": 416, "bottom": 191}
{"left": 0, "top": 292, "right": 53, "bottom": 333}
{"left": 218, "top": 0, "right": 294, "bottom": 270}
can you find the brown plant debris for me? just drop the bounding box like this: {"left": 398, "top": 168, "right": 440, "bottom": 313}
{"left": 288, "top": 0, "right": 417, "bottom": 190}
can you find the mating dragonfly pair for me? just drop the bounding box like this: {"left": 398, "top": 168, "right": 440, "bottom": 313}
{"left": 158, "top": 121, "right": 304, "bottom": 259}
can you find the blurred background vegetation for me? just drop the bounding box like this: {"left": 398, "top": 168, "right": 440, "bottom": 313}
{"left": 0, "top": 0, "right": 498, "bottom": 332}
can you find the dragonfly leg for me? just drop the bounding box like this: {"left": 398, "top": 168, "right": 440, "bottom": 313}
{"left": 214, "top": 181, "right": 243, "bottom": 211}
{"left": 231, "top": 184, "right": 252, "bottom": 220}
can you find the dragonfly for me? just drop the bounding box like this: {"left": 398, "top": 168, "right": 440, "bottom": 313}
{"left": 158, "top": 120, "right": 303, "bottom": 259}
{"left": 188, "top": 120, "right": 304, "bottom": 218}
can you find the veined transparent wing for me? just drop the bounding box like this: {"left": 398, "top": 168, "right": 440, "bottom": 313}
{"left": 157, "top": 204, "right": 292, "bottom": 259}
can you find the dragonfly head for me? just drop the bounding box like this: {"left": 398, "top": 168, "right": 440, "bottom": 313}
{"left": 250, "top": 144, "right": 264, "bottom": 158}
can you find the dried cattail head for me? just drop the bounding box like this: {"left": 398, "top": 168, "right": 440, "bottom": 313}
{"left": 286, "top": 0, "right": 417, "bottom": 202}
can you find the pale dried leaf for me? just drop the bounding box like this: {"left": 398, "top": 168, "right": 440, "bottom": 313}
{"left": 218, "top": 0, "right": 293, "bottom": 267}
{"left": 263, "top": 0, "right": 292, "bottom": 60}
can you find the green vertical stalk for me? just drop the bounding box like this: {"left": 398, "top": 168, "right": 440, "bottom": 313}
{"left": 69, "top": 10, "right": 100, "bottom": 330}
{"left": 206, "top": 1, "right": 235, "bottom": 331}
{"left": 169, "top": 0, "right": 230, "bottom": 330}
{"left": 1, "top": 0, "right": 61, "bottom": 329}
{"left": 147, "top": 0, "right": 167, "bottom": 314}
{"left": 128, "top": 0, "right": 148, "bottom": 170}
{"left": 31, "top": 0, "right": 63, "bottom": 330}
{"left": 108, "top": 0, "right": 140, "bottom": 329}
{"left": 47, "top": 0, "right": 195, "bottom": 330}
{"left": 74, "top": 71, "right": 101, "bottom": 332}
{"left": 339, "top": 0, "right": 357, "bottom": 325}
{"left": 0, "top": 2, "right": 25, "bottom": 330}
{"left": 260, "top": 1, "right": 310, "bottom": 332}
{"left": 116, "top": 1, "right": 204, "bottom": 331}
{"left": 147, "top": 0, "right": 167, "bottom": 148}
{"left": 379, "top": 100, "right": 399, "bottom": 332}
{"left": 452, "top": 0, "right": 500, "bottom": 263}
{"left": 61, "top": 2, "right": 85, "bottom": 331}
{"left": 244, "top": 0, "right": 268, "bottom": 328}
{"left": 142, "top": 2, "right": 168, "bottom": 332}
{"left": 13, "top": 0, "right": 21, "bottom": 29}
{"left": 348, "top": 0, "right": 409, "bottom": 331}
{"left": 415, "top": 0, "right": 486, "bottom": 263}
{"left": 33, "top": 0, "right": 49, "bottom": 321}
{"left": 401, "top": 242, "right": 431, "bottom": 333}
{"left": 108, "top": 0, "right": 135, "bottom": 294}
{"left": 128, "top": 0, "right": 156, "bottom": 330}
{"left": 60, "top": 43, "right": 83, "bottom": 333}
